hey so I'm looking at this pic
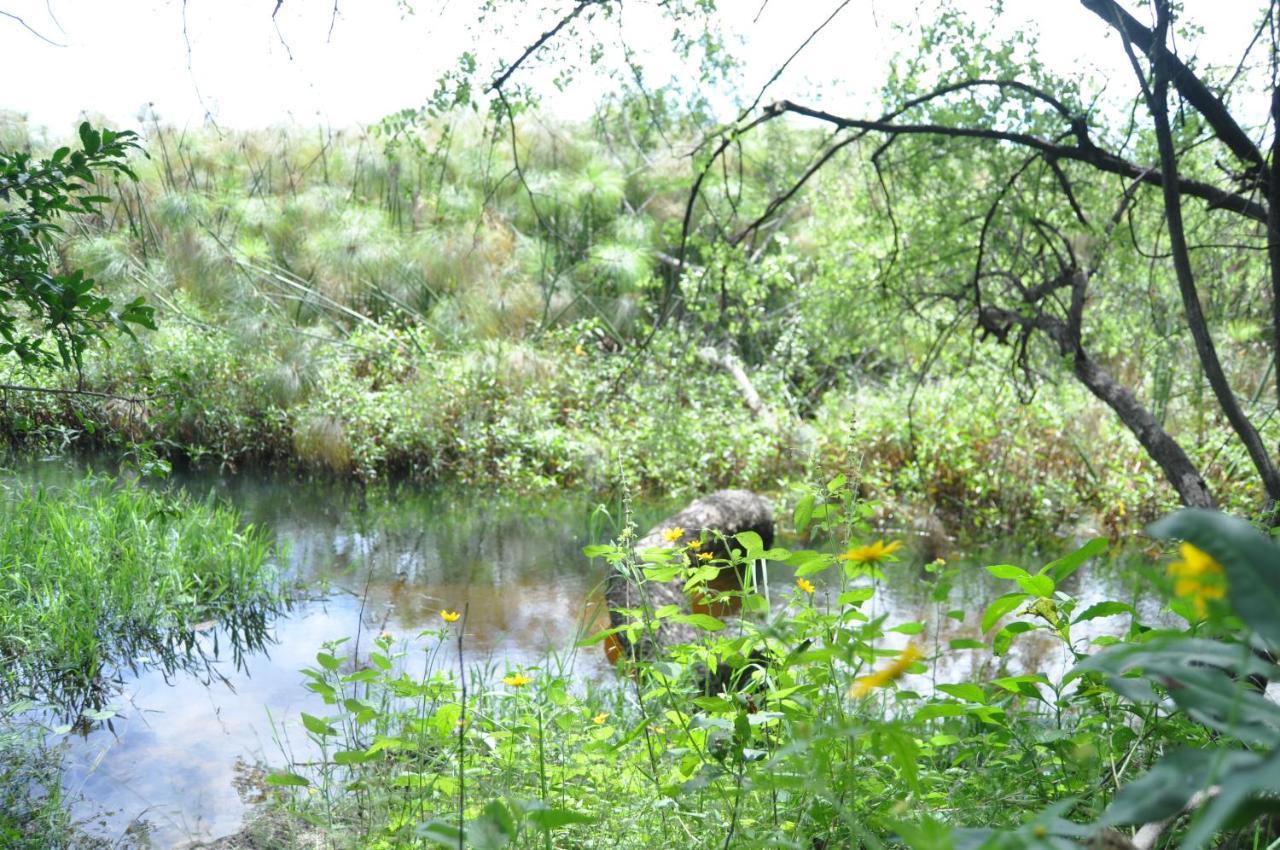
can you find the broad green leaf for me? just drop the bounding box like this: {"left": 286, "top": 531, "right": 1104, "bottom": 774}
{"left": 735, "top": 530, "right": 764, "bottom": 555}
{"left": 794, "top": 493, "right": 816, "bottom": 534}
{"left": 1179, "top": 748, "right": 1280, "bottom": 850}
{"left": 1041, "top": 537, "right": 1108, "bottom": 583}
{"left": 264, "top": 772, "right": 310, "bottom": 787}
{"left": 1150, "top": 509, "right": 1280, "bottom": 646}
{"left": 980, "top": 592, "right": 1028, "bottom": 633}
{"left": 936, "top": 683, "right": 987, "bottom": 704}
{"left": 526, "top": 806, "right": 596, "bottom": 830}
{"left": 671, "top": 613, "right": 725, "bottom": 631}
{"left": 301, "top": 713, "right": 337, "bottom": 737}
{"left": 987, "top": 564, "right": 1053, "bottom": 597}
{"left": 1072, "top": 601, "right": 1135, "bottom": 623}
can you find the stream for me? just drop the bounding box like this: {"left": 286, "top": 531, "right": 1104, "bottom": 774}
{"left": 4, "top": 460, "right": 1157, "bottom": 848}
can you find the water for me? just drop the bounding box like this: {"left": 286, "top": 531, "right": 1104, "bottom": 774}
{"left": 2, "top": 459, "right": 1156, "bottom": 847}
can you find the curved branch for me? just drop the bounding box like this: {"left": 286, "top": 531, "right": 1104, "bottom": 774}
{"left": 766, "top": 99, "right": 1269, "bottom": 223}
{"left": 488, "top": 0, "right": 607, "bottom": 93}
{"left": 1081, "top": 0, "right": 1267, "bottom": 179}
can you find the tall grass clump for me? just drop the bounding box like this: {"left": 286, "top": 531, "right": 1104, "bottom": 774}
{"left": 0, "top": 473, "right": 279, "bottom": 715}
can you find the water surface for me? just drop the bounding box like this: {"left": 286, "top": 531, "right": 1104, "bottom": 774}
{"left": 3, "top": 460, "right": 1154, "bottom": 847}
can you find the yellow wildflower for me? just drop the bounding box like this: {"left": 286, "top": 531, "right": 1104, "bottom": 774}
{"left": 440, "top": 609, "right": 461, "bottom": 623}
{"left": 592, "top": 712, "right": 609, "bottom": 725}
{"left": 686, "top": 538, "right": 702, "bottom": 550}
{"left": 574, "top": 345, "right": 586, "bottom": 356}
{"left": 1168, "top": 542, "right": 1226, "bottom": 618}
{"left": 662, "top": 527, "right": 686, "bottom": 543}
{"left": 697, "top": 551, "right": 713, "bottom": 562}
{"left": 796, "top": 577, "right": 815, "bottom": 594}
{"left": 850, "top": 644, "right": 924, "bottom": 698}
{"left": 838, "top": 540, "right": 903, "bottom": 564}
{"left": 502, "top": 673, "right": 532, "bottom": 688}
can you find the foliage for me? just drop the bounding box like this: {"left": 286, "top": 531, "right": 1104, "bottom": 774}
{"left": 260, "top": 476, "right": 1280, "bottom": 850}
{"left": 0, "top": 121, "right": 154, "bottom": 368}
{"left": 0, "top": 472, "right": 280, "bottom": 715}
{"left": 0, "top": 111, "right": 1271, "bottom": 537}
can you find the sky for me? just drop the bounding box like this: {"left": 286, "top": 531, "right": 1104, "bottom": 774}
{"left": 0, "top": 0, "right": 1270, "bottom": 137}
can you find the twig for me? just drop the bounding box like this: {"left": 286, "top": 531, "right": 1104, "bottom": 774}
{"left": 0, "top": 9, "right": 65, "bottom": 46}
{"left": 0, "top": 383, "right": 157, "bottom": 404}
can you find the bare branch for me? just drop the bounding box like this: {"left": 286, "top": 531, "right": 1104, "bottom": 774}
{"left": 1082, "top": 0, "right": 1268, "bottom": 180}
{"left": 766, "top": 98, "right": 1268, "bottom": 223}
{"left": 488, "top": 0, "right": 607, "bottom": 93}
{"left": 0, "top": 8, "right": 65, "bottom": 46}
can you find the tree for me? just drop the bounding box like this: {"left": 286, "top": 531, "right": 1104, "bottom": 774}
{"left": 0, "top": 122, "right": 154, "bottom": 372}
{"left": 456, "top": 0, "right": 1280, "bottom": 514}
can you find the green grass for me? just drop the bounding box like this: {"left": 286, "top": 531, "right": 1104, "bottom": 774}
{"left": 0, "top": 472, "right": 279, "bottom": 716}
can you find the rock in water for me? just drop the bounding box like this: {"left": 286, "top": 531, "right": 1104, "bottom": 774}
{"left": 603, "top": 489, "right": 774, "bottom": 685}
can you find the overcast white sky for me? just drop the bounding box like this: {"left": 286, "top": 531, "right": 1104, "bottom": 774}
{"left": 0, "top": 0, "right": 1269, "bottom": 136}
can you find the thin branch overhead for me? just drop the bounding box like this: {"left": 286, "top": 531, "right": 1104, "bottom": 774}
{"left": 0, "top": 8, "right": 66, "bottom": 46}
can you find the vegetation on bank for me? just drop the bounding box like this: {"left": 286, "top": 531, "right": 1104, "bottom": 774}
{"left": 259, "top": 479, "right": 1280, "bottom": 850}
{"left": 0, "top": 110, "right": 1272, "bottom": 535}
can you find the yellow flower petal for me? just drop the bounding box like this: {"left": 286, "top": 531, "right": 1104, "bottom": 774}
{"left": 662, "top": 527, "right": 686, "bottom": 543}
{"left": 838, "top": 540, "right": 904, "bottom": 564}
{"left": 440, "top": 609, "right": 461, "bottom": 623}
{"left": 850, "top": 644, "right": 924, "bottom": 698}
{"left": 796, "top": 577, "right": 815, "bottom": 594}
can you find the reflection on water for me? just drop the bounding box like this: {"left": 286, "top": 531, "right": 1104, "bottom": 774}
{"left": 39, "top": 466, "right": 673, "bottom": 848}
{"left": 2, "top": 460, "right": 1156, "bottom": 848}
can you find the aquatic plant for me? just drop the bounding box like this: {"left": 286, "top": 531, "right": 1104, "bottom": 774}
{"left": 0, "top": 473, "right": 280, "bottom": 716}
{"left": 263, "top": 476, "right": 1280, "bottom": 850}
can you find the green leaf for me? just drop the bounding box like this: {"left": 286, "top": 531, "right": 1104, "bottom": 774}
{"left": 980, "top": 592, "right": 1028, "bottom": 633}
{"left": 265, "top": 772, "right": 310, "bottom": 787}
{"left": 890, "top": 621, "right": 926, "bottom": 635}
{"left": 416, "top": 820, "right": 463, "bottom": 847}
{"left": 987, "top": 564, "right": 1053, "bottom": 597}
{"left": 1179, "top": 748, "right": 1280, "bottom": 850}
{"left": 790, "top": 549, "right": 835, "bottom": 576}
{"left": 1102, "top": 748, "right": 1262, "bottom": 828}
{"left": 735, "top": 530, "right": 764, "bottom": 556}
{"left": 1149, "top": 509, "right": 1280, "bottom": 646}
{"left": 948, "top": 638, "right": 986, "bottom": 650}
{"left": 525, "top": 806, "right": 595, "bottom": 830}
{"left": 936, "top": 683, "right": 987, "bottom": 704}
{"left": 794, "top": 494, "right": 816, "bottom": 534}
{"left": 333, "top": 750, "right": 374, "bottom": 765}
{"left": 301, "top": 713, "right": 337, "bottom": 737}
{"left": 467, "top": 800, "right": 517, "bottom": 849}
{"left": 576, "top": 625, "right": 625, "bottom": 647}
{"left": 1073, "top": 601, "right": 1135, "bottom": 624}
{"left": 671, "top": 613, "right": 725, "bottom": 631}
{"left": 1041, "top": 537, "right": 1108, "bottom": 583}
